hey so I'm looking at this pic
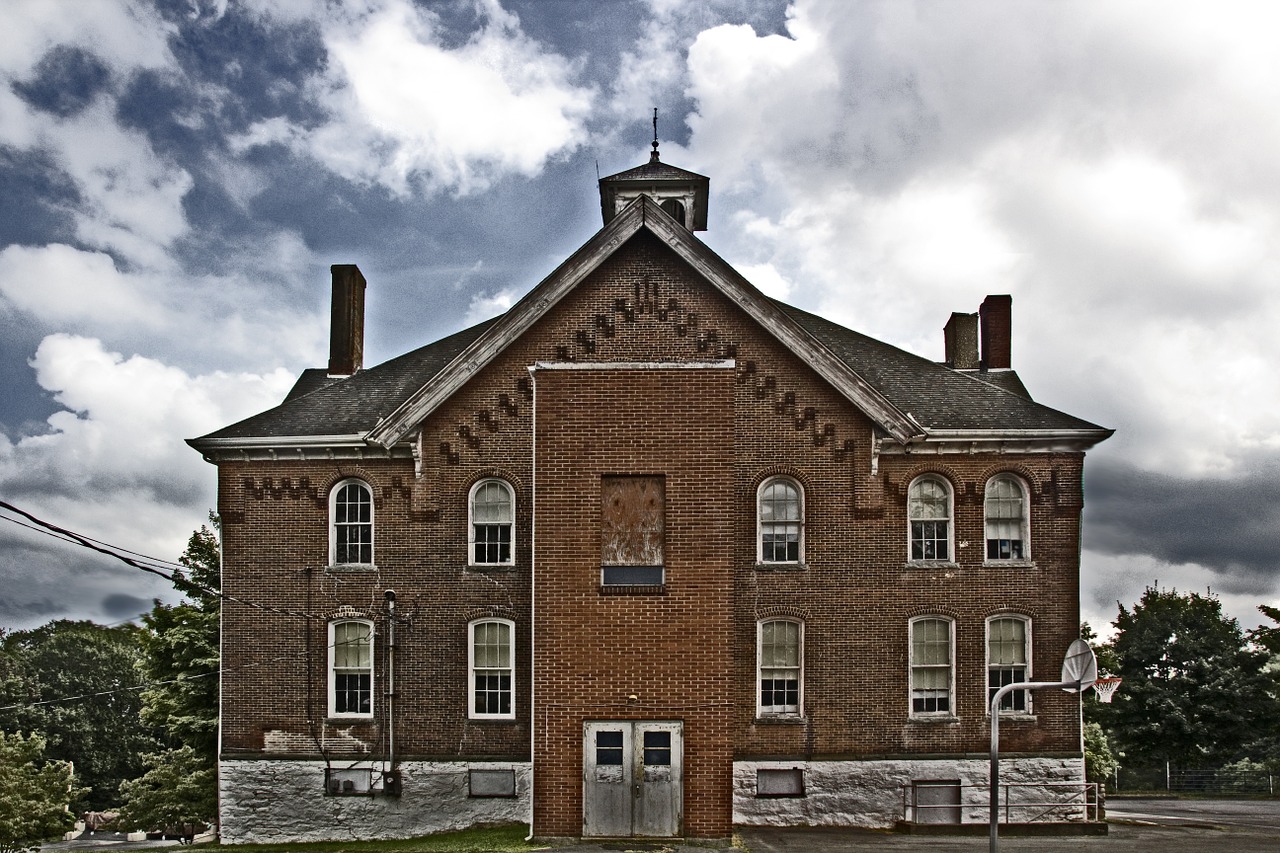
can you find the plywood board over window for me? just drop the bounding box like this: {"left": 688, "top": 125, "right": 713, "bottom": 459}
{"left": 601, "top": 476, "right": 665, "bottom": 566}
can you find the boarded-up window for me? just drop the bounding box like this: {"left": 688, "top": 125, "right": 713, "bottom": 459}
{"left": 601, "top": 476, "right": 665, "bottom": 566}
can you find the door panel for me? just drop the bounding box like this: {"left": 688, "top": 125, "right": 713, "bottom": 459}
{"left": 583, "top": 721, "right": 682, "bottom": 837}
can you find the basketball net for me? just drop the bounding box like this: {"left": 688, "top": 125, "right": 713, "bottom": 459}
{"left": 1092, "top": 676, "right": 1122, "bottom": 703}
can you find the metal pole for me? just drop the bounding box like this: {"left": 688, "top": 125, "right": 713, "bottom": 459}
{"left": 990, "top": 679, "right": 1083, "bottom": 853}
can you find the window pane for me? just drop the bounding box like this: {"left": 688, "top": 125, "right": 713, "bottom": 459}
{"left": 988, "top": 619, "right": 1027, "bottom": 665}
{"left": 760, "top": 480, "right": 800, "bottom": 522}
{"left": 596, "top": 730, "right": 624, "bottom": 765}
{"left": 334, "top": 483, "right": 372, "bottom": 563}
{"left": 985, "top": 478, "right": 1025, "bottom": 560}
{"left": 643, "top": 731, "right": 672, "bottom": 766}
{"left": 334, "top": 622, "right": 371, "bottom": 668}
{"left": 335, "top": 673, "right": 371, "bottom": 714}
{"left": 474, "top": 523, "right": 512, "bottom": 564}
{"left": 473, "top": 481, "right": 513, "bottom": 523}
{"left": 909, "top": 479, "right": 949, "bottom": 520}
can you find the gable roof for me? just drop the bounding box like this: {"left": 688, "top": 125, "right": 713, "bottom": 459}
{"left": 189, "top": 195, "right": 1110, "bottom": 457}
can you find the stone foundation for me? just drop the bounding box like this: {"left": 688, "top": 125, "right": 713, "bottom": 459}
{"left": 733, "top": 756, "right": 1086, "bottom": 828}
{"left": 218, "top": 759, "right": 530, "bottom": 844}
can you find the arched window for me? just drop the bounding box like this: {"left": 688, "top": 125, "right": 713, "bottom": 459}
{"left": 469, "top": 619, "right": 515, "bottom": 719}
{"left": 757, "top": 619, "right": 803, "bottom": 717}
{"left": 909, "top": 616, "right": 953, "bottom": 716}
{"left": 987, "top": 615, "right": 1032, "bottom": 713}
{"left": 985, "top": 475, "right": 1029, "bottom": 561}
{"left": 908, "top": 476, "right": 952, "bottom": 561}
{"left": 660, "top": 197, "right": 687, "bottom": 227}
{"left": 758, "top": 477, "right": 804, "bottom": 563}
{"left": 330, "top": 480, "right": 373, "bottom": 566}
{"left": 469, "top": 479, "right": 514, "bottom": 565}
{"left": 329, "top": 619, "right": 373, "bottom": 718}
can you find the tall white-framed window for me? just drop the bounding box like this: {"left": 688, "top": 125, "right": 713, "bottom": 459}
{"left": 757, "top": 619, "right": 803, "bottom": 717}
{"left": 987, "top": 615, "right": 1032, "bottom": 714}
{"left": 758, "top": 477, "right": 804, "bottom": 564}
{"left": 985, "top": 475, "right": 1029, "bottom": 561}
{"left": 469, "top": 619, "right": 515, "bottom": 719}
{"left": 469, "top": 479, "right": 514, "bottom": 566}
{"left": 329, "top": 619, "right": 373, "bottom": 718}
{"left": 908, "top": 476, "right": 952, "bottom": 562}
{"left": 909, "top": 616, "right": 954, "bottom": 717}
{"left": 330, "top": 479, "right": 373, "bottom": 566}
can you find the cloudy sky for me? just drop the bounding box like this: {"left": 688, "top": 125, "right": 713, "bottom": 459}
{"left": 1, "top": 0, "right": 1277, "bottom": 640}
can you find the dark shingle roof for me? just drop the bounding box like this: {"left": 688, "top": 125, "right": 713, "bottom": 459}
{"left": 197, "top": 318, "right": 499, "bottom": 440}
{"left": 600, "top": 159, "right": 709, "bottom": 183}
{"left": 773, "top": 301, "right": 1105, "bottom": 432}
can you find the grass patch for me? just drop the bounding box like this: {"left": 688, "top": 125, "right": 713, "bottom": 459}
{"left": 191, "top": 823, "right": 542, "bottom": 853}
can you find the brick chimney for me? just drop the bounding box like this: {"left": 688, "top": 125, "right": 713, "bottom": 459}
{"left": 328, "top": 264, "right": 366, "bottom": 377}
{"left": 943, "top": 312, "right": 979, "bottom": 369}
{"left": 979, "top": 294, "right": 1012, "bottom": 370}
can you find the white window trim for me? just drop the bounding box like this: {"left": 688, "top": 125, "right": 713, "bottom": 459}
{"left": 756, "top": 476, "right": 805, "bottom": 564}
{"left": 986, "top": 615, "right": 1034, "bottom": 716}
{"left": 468, "top": 618, "right": 516, "bottom": 720}
{"left": 328, "top": 619, "right": 374, "bottom": 719}
{"left": 468, "top": 478, "right": 516, "bottom": 567}
{"left": 906, "top": 475, "right": 954, "bottom": 564}
{"left": 329, "top": 478, "right": 374, "bottom": 567}
{"left": 756, "top": 619, "right": 804, "bottom": 718}
{"left": 983, "top": 474, "right": 1031, "bottom": 563}
{"left": 908, "top": 616, "right": 955, "bottom": 719}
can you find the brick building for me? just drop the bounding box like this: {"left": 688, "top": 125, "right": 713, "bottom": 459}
{"left": 190, "top": 145, "right": 1111, "bottom": 843}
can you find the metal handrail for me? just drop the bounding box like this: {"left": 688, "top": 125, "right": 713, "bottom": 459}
{"left": 905, "top": 781, "right": 1099, "bottom": 824}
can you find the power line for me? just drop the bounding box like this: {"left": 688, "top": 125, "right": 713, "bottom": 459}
{"left": 0, "top": 499, "right": 326, "bottom": 623}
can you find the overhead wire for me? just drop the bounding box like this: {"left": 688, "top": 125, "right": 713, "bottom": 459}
{"left": 0, "top": 498, "right": 327, "bottom": 623}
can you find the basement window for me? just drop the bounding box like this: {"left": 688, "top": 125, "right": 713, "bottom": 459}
{"left": 756, "top": 768, "right": 805, "bottom": 798}
{"left": 469, "top": 769, "right": 517, "bottom": 798}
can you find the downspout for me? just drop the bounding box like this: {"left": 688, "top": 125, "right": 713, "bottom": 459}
{"left": 385, "top": 589, "right": 396, "bottom": 787}
{"left": 215, "top": 527, "right": 226, "bottom": 839}
{"left": 526, "top": 365, "right": 538, "bottom": 842}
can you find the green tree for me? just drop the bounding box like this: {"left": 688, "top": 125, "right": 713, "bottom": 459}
{"left": 118, "top": 518, "right": 220, "bottom": 831}
{"left": 0, "top": 621, "right": 155, "bottom": 811}
{"left": 1083, "top": 721, "right": 1120, "bottom": 784}
{"left": 0, "top": 731, "right": 83, "bottom": 853}
{"left": 1104, "top": 586, "right": 1278, "bottom": 768}
{"left": 116, "top": 746, "right": 215, "bottom": 835}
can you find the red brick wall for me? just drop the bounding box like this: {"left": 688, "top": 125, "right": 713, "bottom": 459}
{"left": 213, "top": 230, "right": 1088, "bottom": 837}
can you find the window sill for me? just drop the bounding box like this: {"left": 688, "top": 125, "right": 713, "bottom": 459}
{"left": 982, "top": 560, "right": 1036, "bottom": 569}
{"left": 326, "top": 715, "right": 374, "bottom": 723}
{"left": 903, "top": 560, "right": 960, "bottom": 570}
{"left": 466, "top": 564, "right": 517, "bottom": 572}
{"left": 988, "top": 713, "right": 1038, "bottom": 722}
{"left": 327, "top": 563, "right": 378, "bottom": 573}
{"left": 599, "top": 584, "right": 666, "bottom": 595}
{"left": 754, "top": 714, "right": 807, "bottom": 725}
{"left": 754, "top": 561, "right": 808, "bottom": 572}
{"left": 468, "top": 716, "right": 518, "bottom": 723}
{"left": 908, "top": 714, "right": 960, "bottom": 724}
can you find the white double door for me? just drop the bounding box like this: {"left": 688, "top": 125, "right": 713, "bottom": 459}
{"left": 582, "top": 720, "right": 683, "bottom": 837}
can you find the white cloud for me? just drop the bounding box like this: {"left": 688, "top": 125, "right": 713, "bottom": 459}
{"left": 463, "top": 286, "right": 518, "bottom": 326}
{"left": 683, "top": 0, "right": 1280, "bottom": 479}
{"left": 239, "top": 0, "right": 596, "bottom": 196}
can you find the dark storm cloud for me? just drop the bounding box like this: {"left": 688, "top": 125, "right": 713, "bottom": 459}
{"left": 1084, "top": 455, "right": 1280, "bottom": 594}
{"left": 11, "top": 45, "right": 112, "bottom": 118}
{"left": 102, "top": 593, "right": 152, "bottom": 621}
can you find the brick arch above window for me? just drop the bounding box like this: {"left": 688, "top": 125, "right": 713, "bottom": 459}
{"left": 462, "top": 466, "right": 525, "bottom": 494}
{"left": 894, "top": 464, "right": 962, "bottom": 495}
{"left": 750, "top": 464, "right": 812, "bottom": 492}
{"left": 981, "top": 605, "right": 1039, "bottom": 620}
{"left": 754, "top": 604, "right": 812, "bottom": 621}
{"left": 329, "top": 604, "right": 374, "bottom": 620}
{"left": 977, "top": 465, "right": 1043, "bottom": 499}
{"left": 462, "top": 605, "right": 518, "bottom": 623}
{"left": 904, "top": 605, "right": 961, "bottom": 621}
{"left": 319, "top": 468, "right": 382, "bottom": 506}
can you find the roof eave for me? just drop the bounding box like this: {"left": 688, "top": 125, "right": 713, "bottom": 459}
{"left": 186, "top": 433, "right": 412, "bottom": 463}
{"left": 886, "top": 427, "right": 1115, "bottom": 455}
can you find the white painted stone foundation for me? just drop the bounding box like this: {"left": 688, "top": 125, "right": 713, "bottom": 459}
{"left": 734, "top": 757, "right": 1087, "bottom": 828}
{"left": 218, "top": 759, "right": 530, "bottom": 844}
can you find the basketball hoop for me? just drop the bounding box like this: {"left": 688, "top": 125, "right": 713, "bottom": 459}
{"left": 1092, "top": 676, "right": 1122, "bottom": 703}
